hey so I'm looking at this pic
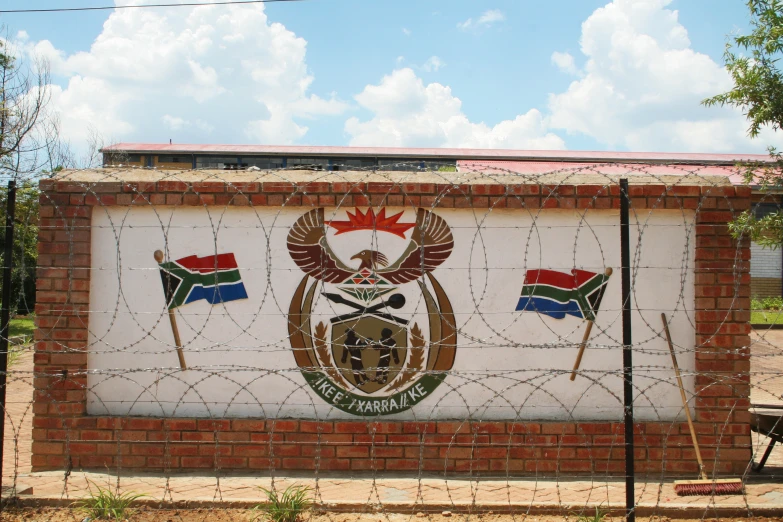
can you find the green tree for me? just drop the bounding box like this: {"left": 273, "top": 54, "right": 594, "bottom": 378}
{"left": 703, "top": 0, "right": 783, "bottom": 248}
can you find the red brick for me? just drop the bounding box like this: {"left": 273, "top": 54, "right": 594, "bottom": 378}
{"left": 232, "top": 420, "right": 266, "bottom": 431}
{"left": 32, "top": 442, "right": 63, "bottom": 455}
{"left": 472, "top": 422, "right": 505, "bottom": 434}
{"left": 385, "top": 459, "right": 419, "bottom": 470}
{"left": 234, "top": 445, "right": 269, "bottom": 457}
{"left": 300, "top": 421, "right": 333, "bottom": 433}
{"left": 334, "top": 422, "right": 368, "bottom": 434}
{"left": 263, "top": 182, "right": 296, "bottom": 193}
{"left": 336, "top": 446, "right": 369, "bottom": 458}
{"left": 164, "top": 419, "right": 198, "bottom": 431}
{"left": 436, "top": 422, "right": 471, "bottom": 434}
{"left": 281, "top": 458, "right": 316, "bottom": 470}
{"left": 125, "top": 418, "right": 164, "bottom": 431}
{"left": 181, "top": 457, "right": 215, "bottom": 468}
{"left": 169, "top": 444, "right": 200, "bottom": 456}
{"left": 526, "top": 460, "right": 557, "bottom": 472}
{"left": 197, "top": 419, "right": 230, "bottom": 431}
{"left": 182, "top": 432, "right": 215, "bottom": 442}
{"left": 269, "top": 420, "right": 299, "bottom": 432}
{"left": 157, "top": 181, "right": 189, "bottom": 192}
{"left": 475, "top": 447, "right": 509, "bottom": 459}
{"left": 318, "top": 458, "right": 351, "bottom": 471}
{"left": 191, "top": 182, "right": 225, "bottom": 193}
{"left": 131, "top": 444, "right": 165, "bottom": 456}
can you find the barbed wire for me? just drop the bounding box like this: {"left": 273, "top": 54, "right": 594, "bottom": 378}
{"left": 0, "top": 160, "right": 778, "bottom": 520}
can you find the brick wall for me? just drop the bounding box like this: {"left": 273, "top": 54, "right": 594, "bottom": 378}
{"left": 33, "top": 175, "right": 752, "bottom": 476}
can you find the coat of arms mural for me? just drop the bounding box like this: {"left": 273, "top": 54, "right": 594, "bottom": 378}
{"left": 286, "top": 207, "right": 456, "bottom": 415}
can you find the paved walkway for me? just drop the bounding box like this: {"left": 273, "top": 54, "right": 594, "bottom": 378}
{"left": 4, "top": 471, "right": 783, "bottom": 516}
{"left": 3, "top": 348, "right": 33, "bottom": 491}
{"left": 750, "top": 329, "right": 783, "bottom": 408}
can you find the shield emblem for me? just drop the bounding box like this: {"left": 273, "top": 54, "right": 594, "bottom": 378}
{"left": 287, "top": 206, "right": 457, "bottom": 415}
{"left": 332, "top": 317, "right": 408, "bottom": 394}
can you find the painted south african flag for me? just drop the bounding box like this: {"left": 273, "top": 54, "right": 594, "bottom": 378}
{"left": 515, "top": 269, "right": 610, "bottom": 321}
{"left": 158, "top": 253, "right": 248, "bottom": 310}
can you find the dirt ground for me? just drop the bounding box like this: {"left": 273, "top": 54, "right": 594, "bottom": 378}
{"left": 0, "top": 512, "right": 781, "bottom": 522}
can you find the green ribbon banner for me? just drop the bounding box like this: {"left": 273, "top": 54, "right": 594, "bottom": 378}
{"left": 302, "top": 371, "right": 447, "bottom": 416}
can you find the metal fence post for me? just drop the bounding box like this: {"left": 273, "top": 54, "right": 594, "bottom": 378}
{"left": 620, "top": 178, "right": 635, "bottom": 522}
{"left": 0, "top": 179, "right": 17, "bottom": 503}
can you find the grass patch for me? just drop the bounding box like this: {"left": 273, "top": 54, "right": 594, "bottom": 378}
{"left": 575, "top": 506, "right": 608, "bottom": 522}
{"left": 0, "top": 316, "right": 35, "bottom": 366}
{"left": 9, "top": 315, "right": 34, "bottom": 338}
{"left": 752, "top": 310, "right": 783, "bottom": 324}
{"left": 254, "top": 485, "right": 312, "bottom": 522}
{"left": 751, "top": 298, "right": 783, "bottom": 325}
{"left": 72, "top": 483, "right": 146, "bottom": 520}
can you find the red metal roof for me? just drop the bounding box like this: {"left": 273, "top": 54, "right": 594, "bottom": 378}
{"left": 101, "top": 143, "right": 772, "bottom": 166}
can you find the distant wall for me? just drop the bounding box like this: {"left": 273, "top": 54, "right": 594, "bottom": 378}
{"left": 750, "top": 242, "right": 782, "bottom": 298}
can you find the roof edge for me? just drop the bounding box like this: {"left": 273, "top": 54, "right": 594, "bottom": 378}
{"left": 99, "top": 143, "right": 774, "bottom": 166}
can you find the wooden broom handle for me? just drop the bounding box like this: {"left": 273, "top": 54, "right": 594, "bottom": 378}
{"left": 661, "top": 313, "right": 706, "bottom": 480}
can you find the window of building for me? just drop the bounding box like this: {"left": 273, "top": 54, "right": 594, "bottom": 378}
{"left": 287, "top": 157, "right": 329, "bottom": 170}
{"left": 243, "top": 157, "right": 285, "bottom": 170}
{"left": 195, "top": 156, "right": 247, "bottom": 170}
{"left": 331, "top": 158, "right": 377, "bottom": 171}
{"left": 157, "top": 155, "right": 191, "bottom": 164}
{"left": 378, "top": 158, "right": 425, "bottom": 172}
{"left": 105, "top": 153, "right": 142, "bottom": 164}
{"left": 754, "top": 202, "right": 782, "bottom": 219}
{"left": 424, "top": 160, "right": 457, "bottom": 172}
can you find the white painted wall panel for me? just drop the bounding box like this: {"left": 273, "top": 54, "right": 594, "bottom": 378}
{"left": 87, "top": 206, "right": 696, "bottom": 421}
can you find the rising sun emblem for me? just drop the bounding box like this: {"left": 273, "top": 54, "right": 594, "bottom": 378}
{"left": 287, "top": 207, "right": 456, "bottom": 416}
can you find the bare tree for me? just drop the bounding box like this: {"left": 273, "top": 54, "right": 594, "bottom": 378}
{"left": 0, "top": 37, "right": 54, "bottom": 181}
{"left": 0, "top": 35, "right": 59, "bottom": 319}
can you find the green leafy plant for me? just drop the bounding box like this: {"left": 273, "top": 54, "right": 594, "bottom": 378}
{"left": 703, "top": 1, "right": 783, "bottom": 249}
{"left": 752, "top": 297, "right": 783, "bottom": 310}
{"left": 253, "top": 484, "right": 312, "bottom": 522}
{"left": 72, "top": 483, "right": 146, "bottom": 520}
{"left": 729, "top": 206, "right": 783, "bottom": 248}
{"left": 574, "top": 505, "right": 608, "bottom": 522}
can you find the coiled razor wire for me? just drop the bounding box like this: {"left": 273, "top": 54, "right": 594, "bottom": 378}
{"left": 0, "top": 160, "right": 780, "bottom": 520}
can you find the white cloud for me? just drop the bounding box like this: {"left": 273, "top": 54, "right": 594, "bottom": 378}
{"left": 547, "top": 0, "right": 783, "bottom": 152}
{"left": 25, "top": 0, "right": 347, "bottom": 147}
{"left": 162, "top": 115, "right": 187, "bottom": 130}
{"left": 162, "top": 114, "right": 214, "bottom": 133}
{"left": 551, "top": 51, "right": 578, "bottom": 76}
{"left": 402, "top": 28, "right": 412, "bottom": 36}
{"left": 458, "top": 9, "right": 505, "bottom": 31}
{"left": 345, "top": 68, "right": 565, "bottom": 149}
{"left": 478, "top": 9, "right": 505, "bottom": 25}
{"left": 456, "top": 19, "right": 473, "bottom": 31}
{"left": 420, "top": 56, "right": 445, "bottom": 73}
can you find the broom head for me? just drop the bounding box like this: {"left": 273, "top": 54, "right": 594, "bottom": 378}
{"left": 673, "top": 479, "right": 744, "bottom": 496}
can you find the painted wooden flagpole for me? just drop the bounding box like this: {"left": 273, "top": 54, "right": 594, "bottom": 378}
{"left": 569, "top": 267, "right": 613, "bottom": 381}
{"left": 154, "top": 250, "right": 188, "bottom": 370}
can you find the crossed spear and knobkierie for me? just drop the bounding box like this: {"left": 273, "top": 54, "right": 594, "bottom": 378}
{"left": 322, "top": 292, "right": 408, "bottom": 325}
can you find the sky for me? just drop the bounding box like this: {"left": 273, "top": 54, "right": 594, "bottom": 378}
{"left": 0, "top": 0, "right": 776, "bottom": 154}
